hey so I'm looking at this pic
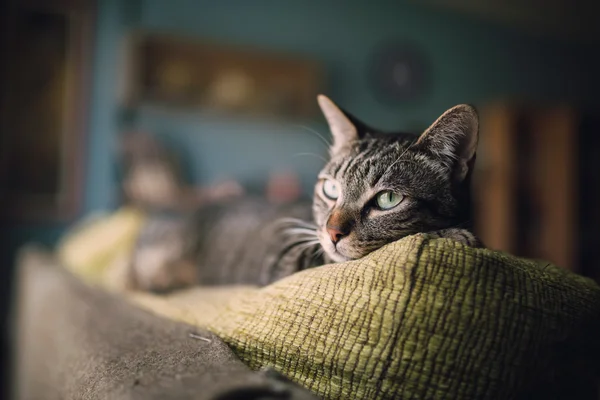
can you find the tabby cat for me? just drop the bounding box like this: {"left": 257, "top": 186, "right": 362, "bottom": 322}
{"left": 129, "top": 96, "right": 481, "bottom": 291}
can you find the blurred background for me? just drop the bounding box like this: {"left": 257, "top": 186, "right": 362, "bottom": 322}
{"left": 1, "top": 0, "right": 600, "bottom": 395}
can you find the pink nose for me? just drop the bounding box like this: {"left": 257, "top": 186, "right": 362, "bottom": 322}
{"left": 327, "top": 226, "right": 346, "bottom": 244}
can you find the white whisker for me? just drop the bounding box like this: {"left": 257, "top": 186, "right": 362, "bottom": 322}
{"left": 271, "top": 217, "right": 324, "bottom": 266}
{"left": 380, "top": 144, "right": 413, "bottom": 180}
{"left": 275, "top": 218, "right": 318, "bottom": 230}
{"left": 294, "top": 241, "right": 321, "bottom": 253}
{"left": 292, "top": 152, "right": 328, "bottom": 164}
{"left": 294, "top": 124, "right": 332, "bottom": 149}
{"left": 283, "top": 227, "right": 318, "bottom": 236}
{"left": 287, "top": 237, "right": 317, "bottom": 245}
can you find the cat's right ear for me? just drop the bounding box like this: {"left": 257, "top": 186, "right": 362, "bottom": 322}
{"left": 415, "top": 104, "right": 479, "bottom": 182}
{"left": 317, "top": 95, "right": 358, "bottom": 156}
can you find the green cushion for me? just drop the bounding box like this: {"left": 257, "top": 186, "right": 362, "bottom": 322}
{"left": 130, "top": 234, "right": 600, "bottom": 399}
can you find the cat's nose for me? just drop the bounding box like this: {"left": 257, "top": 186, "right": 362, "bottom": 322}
{"left": 327, "top": 226, "right": 347, "bottom": 244}
{"left": 326, "top": 210, "right": 353, "bottom": 244}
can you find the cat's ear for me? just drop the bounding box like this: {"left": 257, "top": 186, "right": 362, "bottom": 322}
{"left": 416, "top": 104, "right": 479, "bottom": 181}
{"left": 317, "top": 95, "right": 359, "bottom": 156}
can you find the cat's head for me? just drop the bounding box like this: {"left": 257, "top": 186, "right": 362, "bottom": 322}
{"left": 313, "top": 95, "right": 479, "bottom": 262}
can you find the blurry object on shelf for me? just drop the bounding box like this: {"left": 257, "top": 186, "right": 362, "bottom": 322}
{"left": 0, "top": 0, "right": 93, "bottom": 221}
{"left": 119, "top": 131, "right": 244, "bottom": 212}
{"left": 121, "top": 33, "right": 322, "bottom": 119}
{"left": 266, "top": 171, "right": 302, "bottom": 204}
{"left": 472, "top": 102, "right": 599, "bottom": 275}
{"left": 207, "top": 68, "right": 257, "bottom": 112}
{"left": 369, "top": 42, "right": 430, "bottom": 104}
{"left": 156, "top": 57, "right": 195, "bottom": 104}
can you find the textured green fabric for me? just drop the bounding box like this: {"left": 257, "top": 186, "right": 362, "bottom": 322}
{"left": 130, "top": 234, "right": 600, "bottom": 399}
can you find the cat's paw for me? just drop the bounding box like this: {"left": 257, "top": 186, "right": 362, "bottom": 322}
{"left": 428, "top": 228, "right": 483, "bottom": 248}
{"left": 128, "top": 254, "right": 199, "bottom": 293}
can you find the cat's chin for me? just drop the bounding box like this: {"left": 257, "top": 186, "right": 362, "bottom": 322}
{"left": 322, "top": 243, "right": 356, "bottom": 263}
{"left": 317, "top": 233, "right": 355, "bottom": 263}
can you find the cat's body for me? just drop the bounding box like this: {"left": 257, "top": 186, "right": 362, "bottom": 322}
{"left": 128, "top": 96, "right": 482, "bottom": 291}
{"left": 129, "top": 198, "right": 320, "bottom": 291}
{"left": 187, "top": 198, "right": 320, "bottom": 285}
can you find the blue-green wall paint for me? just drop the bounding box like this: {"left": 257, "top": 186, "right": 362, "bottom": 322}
{"left": 130, "top": 0, "right": 600, "bottom": 206}
{"left": 99, "top": 0, "right": 600, "bottom": 213}
{"left": 4, "top": 0, "right": 600, "bottom": 250}
{"left": 84, "top": 0, "right": 128, "bottom": 212}
{"left": 137, "top": 0, "right": 598, "bottom": 125}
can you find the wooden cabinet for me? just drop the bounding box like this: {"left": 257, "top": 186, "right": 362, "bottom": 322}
{"left": 473, "top": 103, "right": 597, "bottom": 277}
{"left": 0, "top": 0, "right": 95, "bottom": 221}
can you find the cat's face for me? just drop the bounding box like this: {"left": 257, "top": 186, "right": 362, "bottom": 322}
{"left": 312, "top": 96, "right": 479, "bottom": 262}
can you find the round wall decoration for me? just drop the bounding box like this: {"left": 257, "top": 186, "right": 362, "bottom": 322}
{"left": 368, "top": 42, "right": 430, "bottom": 104}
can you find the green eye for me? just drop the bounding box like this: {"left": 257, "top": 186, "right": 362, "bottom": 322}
{"left": 322, "top": 179, "right": 340, "bottom": 200}
{"left": 375, "top": 191, "right": 403, "bottom": 210}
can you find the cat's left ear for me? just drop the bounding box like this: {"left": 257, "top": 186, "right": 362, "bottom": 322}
{"left": 415, "top": 104, "right": 479, "bottom": 181}
{"left": 317, "top": 95, "right": 359, "bottom": 156}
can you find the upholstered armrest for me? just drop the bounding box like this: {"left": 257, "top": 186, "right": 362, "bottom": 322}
{"left": 20, "top": 232, "right": 600, "bottom": 399}
{"left": 127, "top": 235, "right": 600, "bottom": 400}
{"left": 11, "top": 246, "right": 317, "bottom": 400}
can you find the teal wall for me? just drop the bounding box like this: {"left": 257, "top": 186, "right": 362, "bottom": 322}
{"left": 4, "top": 0, "right": 600, "bottom": 248}
{"left": 87, "top": 0, "right": 599, "bottom": 213}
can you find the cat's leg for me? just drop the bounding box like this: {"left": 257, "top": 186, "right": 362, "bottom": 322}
{"left": 428, "top": 228, "right": 483, "bottom": 248}
{"left": 126, "top": 217, "right": 200, "bottom": 292}
{"left": 127, "top": 248, "right": 199, "bottom": 293}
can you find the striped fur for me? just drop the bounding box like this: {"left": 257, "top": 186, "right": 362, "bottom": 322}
{"left": 128, "top": 98, "right": 482, "bottom": 290}
{"left": 312, "top": 97, "right": 481, "bottom": 264}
